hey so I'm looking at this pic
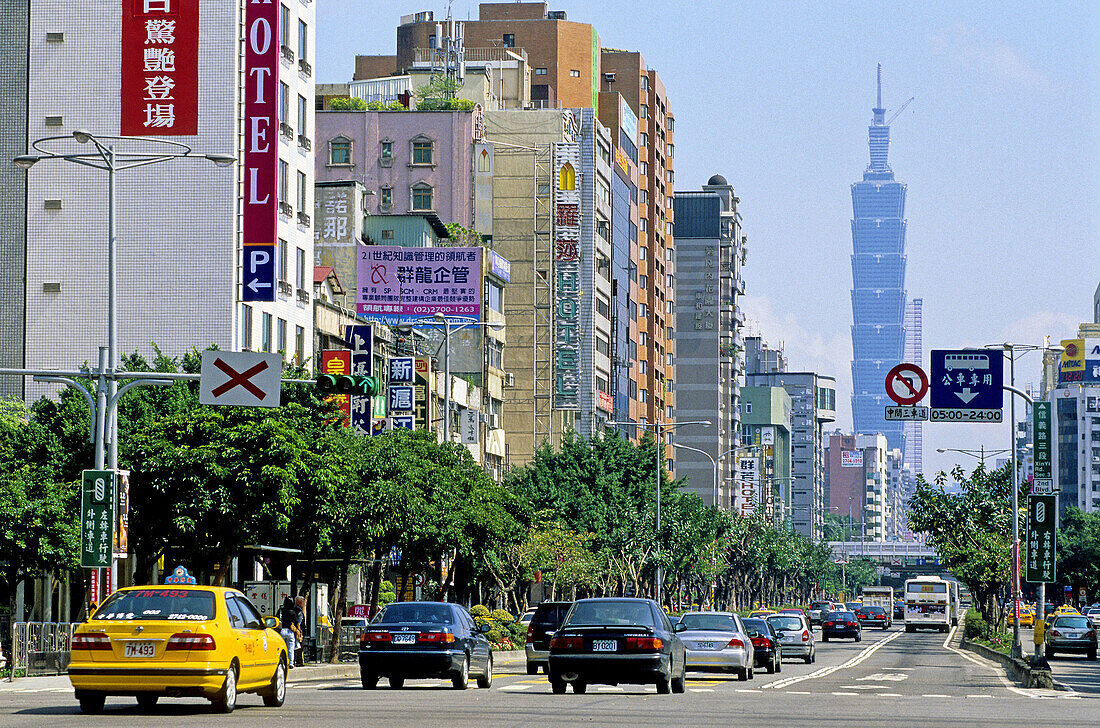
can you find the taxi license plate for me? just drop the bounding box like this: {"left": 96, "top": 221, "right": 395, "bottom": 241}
{"left": 696, "top": 641, "right": 716, "bottom": 650}
{"left": 392, "top": 633, "right": 417, "bottom": 645}
{"left": 124, "top": 641, "right": 155, "bottom": 658}
{"left": 592, "top": 640, "right": 618, "bottom": 652}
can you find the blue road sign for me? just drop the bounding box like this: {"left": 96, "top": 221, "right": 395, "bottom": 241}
{"left": 242, "top": 245, "right": 276, "bottom": 302}
{"left": 929, "top": 349, "right": 1004, "bottom": 422}
{"left": 345, "top": 325, "right": 372, "bottom": 354}
{"left": 388, "top": 357, "right": 414, "bottom": 384}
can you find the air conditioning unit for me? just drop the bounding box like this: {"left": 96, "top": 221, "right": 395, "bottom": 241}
{"left": 504, "top": 371, "right": 515, "bottom": 388}
{"left": 489, "top": 414, "right": 502, "bottom": 430}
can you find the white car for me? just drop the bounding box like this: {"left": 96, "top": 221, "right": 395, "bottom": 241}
{"left": 1085, "top": 608, "right": 1100, "bottom": 628}
{"left": 0, "top": 641, "right": 6, "bottom": 670}
{"left": 767, "top": 613, "right": 816, "bottom": 664}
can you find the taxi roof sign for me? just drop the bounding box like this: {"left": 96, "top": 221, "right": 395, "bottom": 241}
{"left": 164, "top": 565, "right": 197, "bottom": 585}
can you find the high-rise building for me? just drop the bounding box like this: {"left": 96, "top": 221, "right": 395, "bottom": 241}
{"left": 740, "top": 386, "right": 793, "bottom": 523}
{"left": 903, "top": 297, "right": 923, "bottom": 473}
{"left": 14, "top": 1, "right": 315, "bottom": 401}
{"left": 1094, "top": 281, "right": 1099, "bottom": 324}
{"left": 672, "top": 177, "right": 746, "bottom": 507}
{"left": 850, "top": 65, "right": 907, "bottom": 452}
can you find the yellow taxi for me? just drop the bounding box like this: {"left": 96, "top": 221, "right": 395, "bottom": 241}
{"left": 1012, "top": 606, "right": 1034, "bottom": 628}
{"left": 69, "top": 578, "right": 288, "bottom": 714}
{"left": 1054, "top": 605, "right": 1081, "bottom": 616}
{"left": 749, "top": 608, "right": 776, "bottom": 619}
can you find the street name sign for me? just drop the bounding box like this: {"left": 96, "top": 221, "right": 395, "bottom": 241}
{"left": 1032, "top": 401, "right": 1054, "bottom": 492}
{"left": 929, "top": 349, "right": 1004, "bottom": 422}
{"left": 885, "top": 363, "right": 928, "bottom": 405}
{"left": 81, "top": 470, "right": 116, "bottom": 568}
{"left": 885, "top": 405, "right": 929, "bottom": 421}
{"left": 1025, "top": 494, "right": 1056, "bottom": 583}
{"left": 199, "top": 351, "right": 283, "bottom": 407}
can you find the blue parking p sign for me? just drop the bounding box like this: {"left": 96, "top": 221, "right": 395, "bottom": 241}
{"left": 929, "top": 349, "right": 1003, "bottom": 423}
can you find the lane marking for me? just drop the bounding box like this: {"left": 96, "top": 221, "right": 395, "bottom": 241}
{"left": 762, "top": 630, "right": 904, "bottom": 690}
{"left": 597, "top": 686, "right": 623, "bottom": 692}
{"left": 735, "top": 688, "right": 762, "bottom": 693}
{"left": 967, "top": 694, "right": 995, "bottom": 698}
{"left": 500, "top": 684, "right": 533, "bottom": 691}
{"left": 856, "top": 672, "right": 908, "bottom": 681}
{"left": 786, "top": 690, "right": 812, "bottom": 695}
{"left": 878, "top": 692, "right": 903, "bottom": 697}
{"left": 689, "top": 688, "right": 715, "bottom": 693}
{"left": 922, "top": 694, "right": 950, "bottom": 698}
{"left": 840, "top": 685, "right": 887, "bottom": 690}
{"left": 832, "top": 691, "right": 858, "bottom": 696}
{"left": 940, "top": 624, "right": 1077, "bottom": 700}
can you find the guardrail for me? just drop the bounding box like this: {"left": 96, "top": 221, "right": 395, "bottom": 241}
{"left": 11, "top": 622, "right": 80, "bottom": 677}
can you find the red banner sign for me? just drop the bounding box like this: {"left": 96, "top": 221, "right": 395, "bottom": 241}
{"left": 121, "top": 0, "right": 199, "bottom": 136}
{"left": 243, "top": 0, "right": 279, "bottom": 252}
{"left": 321, "top": 350, "right": 351, "bottom": 423}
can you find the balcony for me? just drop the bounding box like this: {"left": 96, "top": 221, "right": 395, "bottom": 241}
{"left": 280, "top": 45, "right": 294, "bottom": 63}
{"left": 279, "top": 122, "right": 294, "bottom": 141}
{"left": 296, "top": 288, "right": 310, "bottom": 304}
{"left": 297, "top": 211, "right": 311, "bottom": 227}
{"left": 298, "top": 58, "right": 312, "bottom": 77}
{"left": 278, "top": 200, "right": 293, "bottom": 218}
{"left": 278, "top": 280, "right": 293, "bottom": 298}
{"left": 297, "top": 134, "right": 311, "bottom": 151}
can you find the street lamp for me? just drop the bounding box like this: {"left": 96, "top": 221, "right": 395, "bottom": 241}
{"left": 397, "top": 314, "right": 504, "bottom": 442}
{"left": 607, "top": 419, "right": 711, "bottom": 607}
{"left": 982, "top": 341, "right": 1063, "bottom": 660}
{"left": 936, "top": 446, "right": 1011, "bottom": 468}
{"left": 13, "top": 130, "right": 233, "bottom": 473}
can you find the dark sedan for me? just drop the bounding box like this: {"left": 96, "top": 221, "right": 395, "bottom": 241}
{"left": 742, "top": 618, "right": 782, "bottom": 674}
{"left": 822, "top": 611, "right": 862, "bottom": 642}
{"left": 856, "top": 605, "right": 891, "bottom": 630}
{"left": 358, "top": 601, "right": 493, "bottom": 690}
{"left": 548, "top": 598, "right": 686, "bottom": 694}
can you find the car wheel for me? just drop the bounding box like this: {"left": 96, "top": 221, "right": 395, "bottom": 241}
{"left": 526, "top": 662, "right": 539, "bottom": 676}
{"left": 737, "top": 666, "right": 749, "bottom": 681}
{"left": 906, "top": 625, "right": 914, "bottom": 633}
{"left": 775, "top": 654, "right": 782, "bottom": 673}
{"left": 765, "top": 656, "right": 776, "bottom": 674}
{"left": 855, "top": 634, "right": 861, "bottom": 643}
{"left": 263, "top": 660, "right": 287, "bottom": 707}
{"left": 804, "top": 651, "right": 813, "bottom": 665}
{"left": 452, "top": 655, "right": 470, "bottom": 690}
{"left": 361, "top": 672, "right": 379, "bottom": 689}
{"left": 573, "top": 681, "right": 587, "bottom": 694}
{"left": 212, "top": 664, "right": 238, "bottom": 713}
{"left": 477, "top": 655, "right": 493, "bottom": 689}
{"left": 77, "top": 691, "right": 105, "bottom": 714}
{"left": 656, "top": 675, "right": 671, "bottom": 694}
{"left": 551, "top": 678, "right": 567, "bottom": 694}
{"left": 136, "top": 692, "right": 159, "bottom": 710}
{"left": 1089, "top": 650, "right": 1097, "bottom": 661}
{"left": 389, "top": 676, "right": 405, "bottom": 689}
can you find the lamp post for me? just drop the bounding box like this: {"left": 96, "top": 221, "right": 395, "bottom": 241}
{"left": 936, "top": 446, "right": 1011, "bottom": 469}
{"left": 14, "top": 131, "right": 233, "bottom": 472}
{"left": 668, "top": 442, "right": 762, "bottom": 508}
{"left": 981, "top": 341, "right": 1064, "bottom": 660}
{"left": 397, "top": 314, "right": 504, "bottom": 442}
{"left": 607, "top": 419, "right": 711, "bottom": 607}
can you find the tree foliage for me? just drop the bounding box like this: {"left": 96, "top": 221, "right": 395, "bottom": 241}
{"left": 329, "top": 96, "right": 367, "bottom": 111}
{"left": 1057, "top": 507, "right": 1100, "bottom": 599}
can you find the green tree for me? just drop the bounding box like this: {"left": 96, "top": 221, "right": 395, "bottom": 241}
{"left": 329, "top": 96, "right": 367, "bottom": 110}
{"left": 1057, "top": 507, "right": 1100, "bottom": 599}
{"left": 415, "top": 75, "right": 477, "bottom": 110}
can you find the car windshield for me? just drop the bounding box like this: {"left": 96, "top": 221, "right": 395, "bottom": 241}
{"left": 533, "top": 604, "right": 571, "bottom": 626}
{"left": 768, "top": 616, "right": 803, "bottom": 631}
{"left": 374, "top": 603, "right": 453, "bottom": 625}
{"left": 742, "top": 618, "right": 770, "bottom": 636}
{"left": 566, "top": 600, "right": 654, "bottom": 627}
{"left": 679, "top": 614, "right": 737, "bottom": 632}
{"left": 1054, "top": 616, "right": 1090, "bottom": 629}
{"left": 93, "top": 589, "right": 216, "bottom": 621}
{"left": 828, "top": 612, "right": 856, "bottom": 621}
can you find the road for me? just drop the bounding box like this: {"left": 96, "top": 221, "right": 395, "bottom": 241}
{"left": 1, "top": 626, "right": 1095, "bottom": 727}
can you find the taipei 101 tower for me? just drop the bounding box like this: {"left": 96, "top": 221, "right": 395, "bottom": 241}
{"left": 850, "top": 65, "right": 913, "bottom": 454}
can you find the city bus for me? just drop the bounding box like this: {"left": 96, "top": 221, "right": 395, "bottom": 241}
{"left": 904, "top": 576, "right": 952, "bottom": 633}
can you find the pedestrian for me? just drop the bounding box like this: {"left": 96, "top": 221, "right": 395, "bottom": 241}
{"left": 293, "top": 595, "right": 307, "bottom": 667}
{"left": 276, "top": 596, "right": 300, "bottom": 669}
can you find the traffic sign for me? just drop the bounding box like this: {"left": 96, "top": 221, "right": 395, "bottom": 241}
{"left": 885, "top": 405, "right": 929, "bottom": 421}
{"left": 242, "top": 245, "right": 276, "bottom": 302}
{"left": 81, "top": 470, "right": 116, "bottom": 568}
{"left": 1025, "top": 494, "right": 1056, "bottom": 583}
{"left": 885, "top": 363, "right": 928, "bottom": 405}
{"left": 929, "top": 349, "right": 1004, "bottom": 422}
{"left": 199, "top": 350, "right": 282, "bottom": 407}
{"left": 1031, "top": 480, "right": 1054, "bottom": 495}
{"left": 1033, "top": 401, "right": 1052, "bottom": 481}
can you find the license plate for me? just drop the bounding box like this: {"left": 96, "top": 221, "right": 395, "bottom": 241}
{"left": 695, "top": 641, "right": 715, "bottom": 650}
{"left": 592, "top": 640, "right": 618, "bottom": 652}
{"left": 124, "top": 641, "right": 155, "bottom": 658}
{"left": 781, "top": 635, "right": 796, "bottom": 642}
{"left": 392, "top": 633, "right": 417, "bottom": 645}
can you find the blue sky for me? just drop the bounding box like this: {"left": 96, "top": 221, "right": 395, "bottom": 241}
{"left": 318, "top": 1, "right": 1099, "bottom": 479}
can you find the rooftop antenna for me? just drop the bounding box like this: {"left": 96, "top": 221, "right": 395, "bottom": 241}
{"left": 877, "top": 63, "right": 882, "bottom": 109}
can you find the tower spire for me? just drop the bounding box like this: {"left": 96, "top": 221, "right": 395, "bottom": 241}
{"left": 877, "top": 63, "right": 882, "bottom": 110}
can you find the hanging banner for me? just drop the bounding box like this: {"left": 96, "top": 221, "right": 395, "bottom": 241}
{"left": 80, "top": 470, "right": 116, "bottom": 568}
{"left": 121, "top": 0, "right": 199, "bottom": 136}
{"left": 356, "top": 246, "right": 482, "bottom": 322}
{"left": 553, "top": 143, "right": 581, "bottom": 410}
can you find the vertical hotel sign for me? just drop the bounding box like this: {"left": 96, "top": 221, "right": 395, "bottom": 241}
{"left": 121, "top": 0, "right": 199, "bottom": 136}
{"left": 553, "top": 144, "right": 581, "bottom": 410}
{"left": 241, "top": 0, "right": 279, "bottom": 302}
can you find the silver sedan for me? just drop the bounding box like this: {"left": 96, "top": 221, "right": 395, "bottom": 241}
{"left": 674, "top": 611, "right": 755, "bottom": 680}
{"left": 767, "top": 613, "right": 816, "bottom": 664}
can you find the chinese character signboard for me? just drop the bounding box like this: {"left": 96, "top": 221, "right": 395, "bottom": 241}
{"left": 737, "top": 456, "right": 759, "bottom": 518}
{"left": 114, "top": 470, "right": 130, "bottom": 557}
{"left": 1058, "top": 339, "right": 1100, "bottom": 385}
{"left": 356, "top": 246, "right": 482, "bottom": 323}
{"left": 841, "top": 450, "right": 863, "bottom": 468}
{"left": 1025, "top": 494, "right": 1056, "bottom": 583}
{"left": 347, "top": 326, "right": 373, "bottom": 436}
{"left": 554, "top": 143, "right": 582, "bottom": 410}
{"left": 241, "top": 0, "right": 279, "bottom": 302}
{"left": 81, "top": 470, "right": 116, "bottom": 568}
{"left": 321, "top": 350, "right": 351, "bottom": 423}
{"left": 1032, "top": 401, "right": 1053, "bottom": 493}
{"left": 121, "top": 0, "right": 199, "bottom": 136}
{"left": 413, "top": 357, "right": 433, "bottom": 429}
{"left": 929, "top": 349, "right": 1004, "bottom": 422}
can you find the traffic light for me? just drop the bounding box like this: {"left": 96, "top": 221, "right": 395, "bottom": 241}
{"left": 316, "top": 373, "right": 381, "bottom": 396}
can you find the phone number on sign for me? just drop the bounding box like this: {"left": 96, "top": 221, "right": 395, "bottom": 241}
{"left": 930, "top": 408, "right": 1003, "bottom": 423}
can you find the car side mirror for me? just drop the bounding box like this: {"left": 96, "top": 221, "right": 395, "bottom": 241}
{"left": 673, "top": 623, "right": 686, "bottom": 633}
{"left": 264, "top": 616, "right": 278, "bottom": 629}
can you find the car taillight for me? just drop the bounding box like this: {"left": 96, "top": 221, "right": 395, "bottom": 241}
{"left": 625, "top": 636, "right": 663, "bottom": 651}
{"left": 550, "top": 635, "right": 582, "bottom": 650}
{"left": 166, "top": 633, "right": 216, "bottom": 651}
{"left": 726, "top": 637, "right": 744, "bottom": 649}
{"left": 72, "top": 632, "right": 111, "bottom": 651}
{"left": 824, "top": 622, "right": 833, "bottom": 627}
{"left": 1088, "top": 630, "right": 1096, "bottom": 638}
{"left": 365, "top": 630, "right": 392, "bottom": 643}
{"left": 848, "top": 622, "right": 858, "bottom": 627}
{"left": 802, "top": 630, "right": 810, "bottom": 642}
{"left": 418, "top": 632, "right": 455, "bottom": 644}
{"left": 526, "top": 625, "right": 535, "bottom": 643}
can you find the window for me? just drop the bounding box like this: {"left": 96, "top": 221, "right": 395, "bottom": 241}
{"left": 487, "top": 280, "right": 504, "bottom": 313}
{"left": 535, "top": 67, "right": 547, "bottom": 76}
{"left": 297, "top": 95, "right": 307, "bottom": 137}
{"left": 640, "top": 75, "right": 648, "bottom": 90}
{"left": 640, "top": 189, "right": 648, "bottom": 205}
{"left": 668, "top": 117, "right": 674, "bottom": 131}
{"left": 278, "top": 160, "right": 289, "bottom": 203}
{"left": 411, "top": 183, "right": 433, "bottom": 211}
{"left": 380, "top": 140, "right": 393, "bottom": 160}
{"left": 428, "top": 34, "right": 436, "bottom": 49}
{"left": 640, "top": 161, "right": 648, "bottom": 176}
{"left": 298, "top": 19, "right": 307, "bottom": 59}
{"left": 411, "top": 138, "right": 433, "bottom": 165}
{"left": 279, "top": 82, "right": 290, "bottom": 124}
{"left": 639, "top": 274, "right": 648, "bottom": 290}
{"left": 598, "top": 177, "right": 611, "bottom": 207}
{"left": 598, "top": 141, "right": 611, "bottom": 165}
{"left": 502, "top": 33, "right": 514, "bottom": 48}
{"left": 241, "top": 305, "right": 253, "bottom": 350}
{"left": 639, "top": 303, "right": 648, "bottom": 320}
{"left": 570, "top": 69, "right": 580, "bottom": 77}
{"left": 380, "top": 186, "right": 392, "bottom": 206}
{"left": 744, "top": 402, "right": 752, "bottom": 414}
{"left": 261, "top": 313, "right": 273, "bottom": 352}
{"left": 277, "top": 318, "right": 287, "bottom": 358}
{"left": 296, "top": 247, "right": 306, "bottom": 289}
{"left": 640, "top": 217, "right": 648, "bottom": 232}
{"left": 628, "top": 380, "right": 637, "bottom": 399}
{"left": 277, "top": 238, "right": 288, "bottom": 281}
{"left": 667, "top": 143, "right": 674, "bottom": 158}
{"left": 666, "top": 170, "right": 674, "bottom": 184}
{"left": 640, "top": 389, "right": 647, "bottom": 404}
{"left": 639, "top": 361, "right": 647, "bottom": 374}
{"left": 329, "top": 137, "right": 351, "bottom": 165}
{"left": 487, "top": 339, "right": 504, "bottom": 370}
{"left": 596, "top": 295, "right": 610, "bottom": 320}
{"left": 279, "top": 4, "right": 290, "bottom": 47}
{"left": 639, "top": 247, "right": 646, "bottom": 261}
{"left": 640, "top": 132, "right": 648, "bottom": 147}
{"left": 596, "top": 336, "right": 610, "bottom": 357}
{"left": 294, "top": 325, "right": 305, "bottom": 365}
{"left": 297, "top": 171, "right": 307, "bottom": 211}
{"left": 381, "top": 229, "right": 394, "bottom": 239}
{"left": 640, "top": 104, "right": 648, "bottom": 119}
{"left": 639, "top": 332, "right": 648, "bottom": 346}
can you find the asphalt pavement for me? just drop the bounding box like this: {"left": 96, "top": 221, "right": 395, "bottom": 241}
{"left": 1, "top": 627, "right": 1096, "bottom": 727}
